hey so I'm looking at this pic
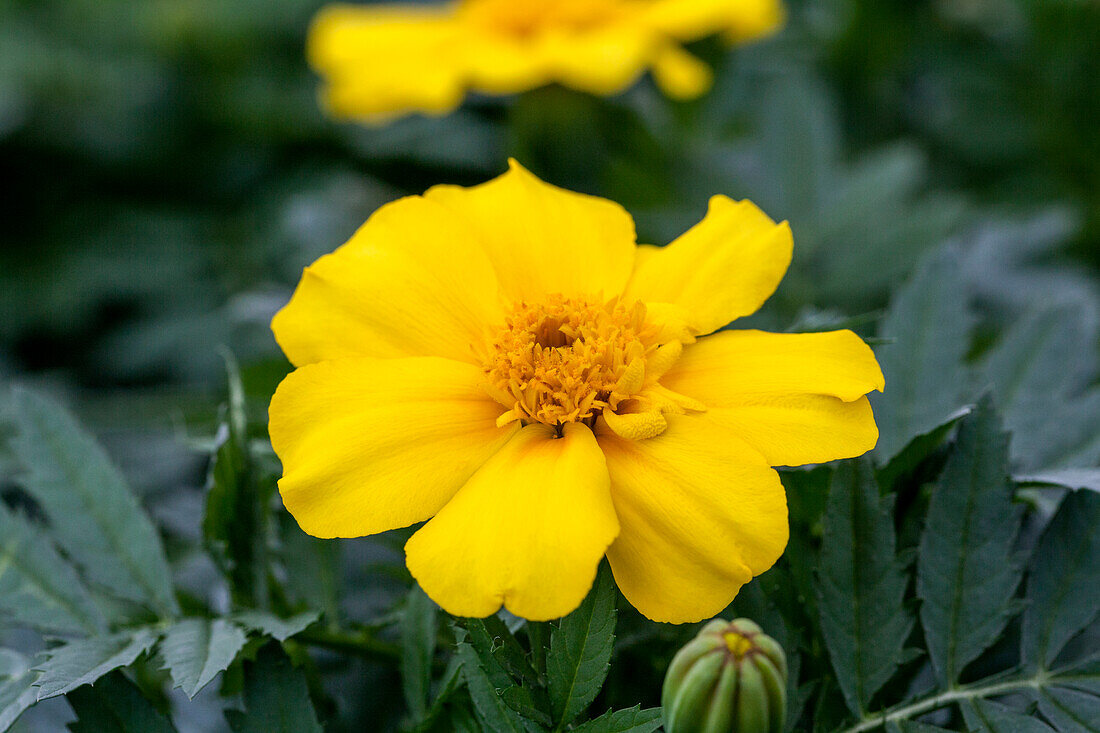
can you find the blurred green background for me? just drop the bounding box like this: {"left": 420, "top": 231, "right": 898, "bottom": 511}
{"left": 1, "top": 0, "right": 1098, "bottom": 729}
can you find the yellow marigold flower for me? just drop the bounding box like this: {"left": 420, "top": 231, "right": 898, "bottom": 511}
{"left": 307, "top": 0, "right": 785, "bottom": 122}
{"left": 269, "top": 161, "right": 883, "bottom": 623}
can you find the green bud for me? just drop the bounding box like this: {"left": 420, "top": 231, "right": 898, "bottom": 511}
{"left": 662, "top": 618, "right": 788, "bottom": 733}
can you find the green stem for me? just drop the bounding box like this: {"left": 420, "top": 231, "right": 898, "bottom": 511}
{"left": 297, "top": 626, "right": 401, "bottom": 663}
{"left": 840, "top": 672, "right": 1050, "bottom": 732}
{"left": 527, "top": 620, "right": 550, "bottom": 681}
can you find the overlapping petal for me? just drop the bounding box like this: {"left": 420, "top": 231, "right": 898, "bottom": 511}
{"left": 625, "top": 196, "right": 793, "bottom": 335}
{"left": 405, "top": 423, "right": 617, "bottom": 621}
{"left": 598, "top": 414, "right": 788, "bottom": 623}
{"left": 271, "top": 195, "right": 504, "bottom": 366}
{"left": 270, "top": 357, "right": 517, "bottom": 538}
{"left": 661, "top": 329, "right": 884, "bottom": 466}
{"left": 424, "top": 160, "right": 637, "bottom": 301}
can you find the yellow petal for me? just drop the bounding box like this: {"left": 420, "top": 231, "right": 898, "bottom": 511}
{"left": 405, "top": 423, "right": 617, "bottom": 621}
{"left": 642, "top": 0, "right": 785, "bottom": 41}
{"left": 708, "top": 396, "right": 879, "bottom": 467}
{"left": 651, "top": 44, "right": 713, "bottom": 100}
{"left": 308, "top": 5, "right": 467, "bottom": 121}
{"left": 271, "top": 195, "right": 504, "bottom": 366}
{"left": 661, "top": 329, "right": 883, "bottom": 466}
{"left": 270, "top": 357, "right": 516, "bottom": 538}
{"left": 599, "top": 414, "right": 788, "bottom": 623}
{"left": 536, "top": 28, "right": 655, "bottom": 96}
{"left": 424, "top": 160, "right": 636, "bottom": 302}
{"left": 603, "top": 408, "right": 668, "bottom": 441}
{"left": 663, "top": 329, "right": 885, "bottom": 404}
{"left": 625, "top": 196, "right": 793, "bottom": 334}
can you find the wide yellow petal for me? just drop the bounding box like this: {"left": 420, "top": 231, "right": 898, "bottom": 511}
{"left": 308, "top": 5, "right": 467, "bottom": 121}
{"left": 270, "top": 357, "right": 516, "bottom": 538}
{"left": 598, "top": 414, "right": 788, "bottom": 623}
{"left": 642, "top": 0, "right": 785, "bottom": 42}
{"left": 625, "top": 196, "right": 792, "bottom": 335}
{"left": 424, "top": 160, "right": 637, "bottom": 302}
{"left": 271, "top": 195, "right": 504, "bottom": 366}
{"left": 405, "top": 422, "right": 617, "bottom": 621}
{"left": 662, "top": 329, "right": 885, "bottom": 404}
{"left": 708, "top": 396, "right": 879, "bottom": 467}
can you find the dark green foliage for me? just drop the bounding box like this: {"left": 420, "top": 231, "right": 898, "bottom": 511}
{"left": 547, "top": 565, "right": 617, "bottom": 728}
{"left": 67, "top": 672, "right": 176, "bottom": 733}
{"left": 223, "top": 644, "right": 322, "bottom": 733}
{"left": 401, "top": 585, "right": 438, "bottom": 723}
{"left": 0, "top": 502, "right": 105, "bottom": 635}
{"left": 10, "top": 389, "right": 178, "bottom": 617}
{"left": 816, "top": 459, "right": 913, "bottom": 716}
{"left": 34, "top": 628, "right": 160, "bottom": 700}
{"left": 160, "top": 618, "right": 248, "bottom": 698}
{"left": 917, "top": 397, "right": 1024, "bottom": 686}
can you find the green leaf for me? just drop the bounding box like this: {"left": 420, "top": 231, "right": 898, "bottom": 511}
{"left": 569, "top": 706, "right": 662, "bottom": 733}
{"left": 978, "top": 304, "right": 1100, "bottom": 469}
{"left": 872, "top": 247, "right": 973, "bottom": 461}
{"left": 10, "top": 389, "right": 177, "bottom": 616}
{"left": 0, "top": 650, "right": 38, "bottom": 732}
{"left": 223, "top": 643, "right": 322, "bottom": 733}
{"left": 232, "top": 610, "right": 319, "bottom": 642}
{"left": 1035, "top": 684, "right": 1100, "bottom": 732}
{"left": 402, "top": 584, "right": 438, "bottom": 721}
{"left": 203, "top": 356, "right": 270, "bottom": 608}
{"left": 889, "top": 722, "right": 955, "bottom": 733}
{"left": 917, "top": 397, "right": 1025, "bottom": 686}
{"left": 454, "top": 626, "right": 528, "bottom": 733}
{"left": 66, "top": 671, "right": 176, "bottom": 733}
{"left": 0, "top": 502, "right": 105, "bottom": 635}
{"left": 160, "top": 618, "right": 248, "bottom": 699}
{"left": 1017, "top": 470, "right": 1100, "bottom": 494}
{"left": 816, "top": 459, "right": 914, "bottom": 716}
{"left": 961, "top": 698, "right": 1057, "bottom": 732}
{"left": 877, "top": 405, "right": 972, "bottom": 491}
{"left": 1022, "top": 490, "right": 1100, "bottom": 670}
{"left": 547, "top": 565, "right": 617, "bottom": 728}
{"left": 34, "top": 628, "right": 160, "bottom": 700}
{"left": 411, "top": 656, "right": 464, "bottom": 733}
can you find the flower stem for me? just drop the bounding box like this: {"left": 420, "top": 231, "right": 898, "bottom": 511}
{"left": 840, "top": 671, "right": 1049, "bottom": 732}
{"left": 297, "top": 626, "right": 401, "bottom": 663}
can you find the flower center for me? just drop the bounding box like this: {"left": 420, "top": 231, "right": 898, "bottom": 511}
{"left": 459, "top": 0, "right": 630, "bottom": 36}
{"left": 483, "top": 295, "right": 661, "bottom": 430}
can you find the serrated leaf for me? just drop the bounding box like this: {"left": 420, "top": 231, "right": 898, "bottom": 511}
{"left": 160, "top": 618, "right": 248, "bottom": 699}
{"left": 454, "top": 627, "right": 527, "bottom": 733}
{"left": 223, "top": 643, "right": 322, "bottom": 733}
{"left": 917, "top": 397, "right": 1024, "bottom": 686}
{"left": 232, "top": 610, "right": 319, "bottom": 642}
{"left": 872, "top": 246, "right": 973, "bottom": 461}
{"left": 877, "top": 405, "right": 972, "bottom": 491}
{"left": 203, "top": 356, "right": 270, "bottom": 609}
{"left": 570, "top": 705, "right": 662, "bottom": 733}
{"left": 547, "top": 565, "right": 616, "bottom": 727}
{"left": 66, "top": 671, "right": 176, "bottom": 733}
{"left": 1017, "top": 470, "right": 1100, "bottom": 494}
{"left": 816, "top": 459, "right": 914, "bottom": 716}
{"left": 402, "top": 584, "right": 438, "bottom": 721}
{"left": 412, "top": 656, "right": 464, "bottom": 733}
{"left": 1036, "top": 685, "right": 1100, "bottom": 732}
{"left": 961, "top": 698, "right": 1057, "bottom": 732}
{"left": 0, "top": 502, "right": 105, "bottom": 635}
{"left": 1022, "top": 490, "right": 1100, "bottom": 670}
{"left": 978, "top": 305, "right": 1100, "bottom": 470}
{"left": 0, "top": 650, "right": 38, "bottom": 732}
{"left": 501, "top": 685, "right": 552, "bottom": 727}
{"left": 888, "top": 721, "right": 955, "bottom": 733}
{"left": 34, "top": 628, "right": 159, "bottom": 700}
{"left": 10, "top": 389, "right": 177, "bottom": 617}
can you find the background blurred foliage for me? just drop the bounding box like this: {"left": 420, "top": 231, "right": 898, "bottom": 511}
{"left": 1, "top": 0, "right": 1099, "bottom": 730}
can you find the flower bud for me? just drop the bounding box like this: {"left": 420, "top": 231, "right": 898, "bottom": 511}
{"left": 662, "top": 618, "right": 788, "bottom": 733}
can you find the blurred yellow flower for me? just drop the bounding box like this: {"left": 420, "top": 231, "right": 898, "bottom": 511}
{"left": 269, "top": 161, "right": 882, "bottom": 623}
{"left": 308, "top": 0, "right": 785, "bottom": 122}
